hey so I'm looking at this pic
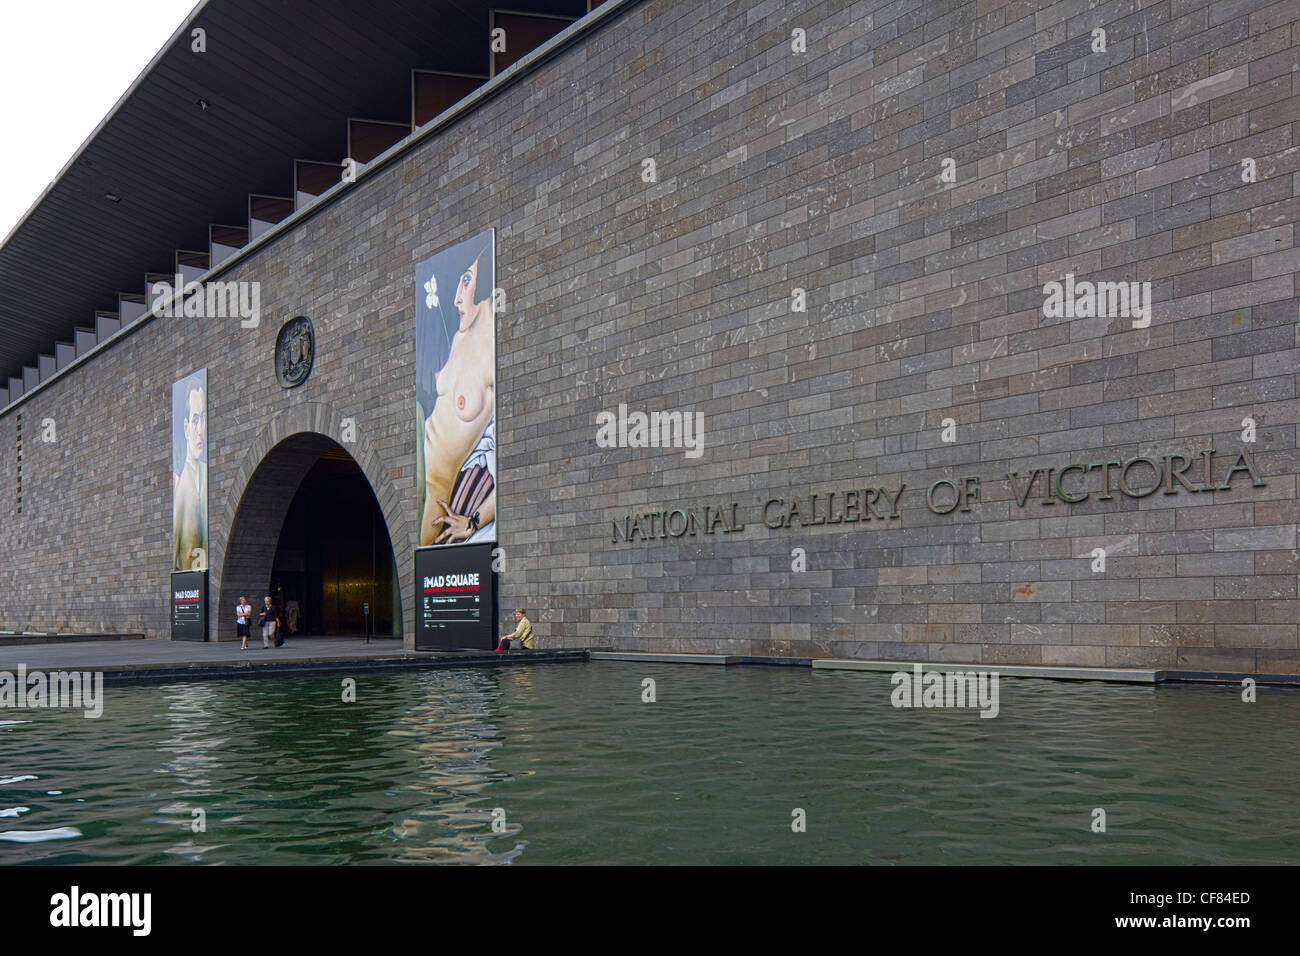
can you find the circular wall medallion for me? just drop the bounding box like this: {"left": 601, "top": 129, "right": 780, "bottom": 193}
{"left": 275, "top": 316, "right": 314, "bottom": 388}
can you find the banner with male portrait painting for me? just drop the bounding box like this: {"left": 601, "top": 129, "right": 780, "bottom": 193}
{"left": 415, "top": 228, "right": 497, "bottom": 548}
{"left": 171, "top": 368, "right": 208, "bottom": 571}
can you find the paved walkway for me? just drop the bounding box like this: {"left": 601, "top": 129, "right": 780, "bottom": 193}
{"left": 0, "top": 637, "right": 586, "bottom": 681}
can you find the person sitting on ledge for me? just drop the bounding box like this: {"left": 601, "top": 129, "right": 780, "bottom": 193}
{"left": 495, "top": 608, "right": 533, "bottom": 652}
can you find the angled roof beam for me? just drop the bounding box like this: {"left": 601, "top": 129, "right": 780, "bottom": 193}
{"left": 347, "top": 118, "right": 410, "bottom": 165}
{"left": 209, "top": 225, "right": 249, "bottom": 269}
{"left": 119, "top": 292, "right": 148, "bottom": 327}
{"left": 489, "top": 11, "right": 579, "bottom": 78}
{"left": 249, "top": 194, "right": 294, "bottom": 241}
{"left": 411, "top": 70, "right": 487, "bottom": 128}
{"left": 74, "top": 327, "right": 97, "bottom": 358}
{"left": 293, "top": 160, "right": 341, "bottom": 211}
{"left": 176, "top": 249, "right": 210, "bottom": 286}
{"left": 94, "top": 310, "right": 120, "bottom": 343}
{"left": 144, "top": 272, "right": 173, "bottom": 318}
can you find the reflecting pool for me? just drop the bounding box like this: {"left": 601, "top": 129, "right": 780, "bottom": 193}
{"left": 2, "top": 663, "right": 1297, "bottom": 864}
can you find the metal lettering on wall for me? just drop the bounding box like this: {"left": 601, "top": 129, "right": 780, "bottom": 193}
{"left": 610, "top": 447, "right": 1267, "bottom": 542}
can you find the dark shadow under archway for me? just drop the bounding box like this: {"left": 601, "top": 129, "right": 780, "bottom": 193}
{"left": 218, "top": 433, "right": 401, "bottom": 642}
{"left": 270, "top": 445, "right": 398, "bottom": 635}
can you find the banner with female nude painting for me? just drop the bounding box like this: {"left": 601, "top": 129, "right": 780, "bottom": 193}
{"left": 415, "top": 228, "right": 496, "bottom": 548}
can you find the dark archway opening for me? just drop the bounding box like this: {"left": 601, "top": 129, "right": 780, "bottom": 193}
{"left": 269, "top": 445, "right": 399, "bottom": 637}
{"left": 219, "top": 432, "right": 401, "bottom": 643}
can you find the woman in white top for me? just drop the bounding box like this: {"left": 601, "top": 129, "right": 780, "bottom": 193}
{"left": 236, "top": 596, "right": 252, "bottom": 650}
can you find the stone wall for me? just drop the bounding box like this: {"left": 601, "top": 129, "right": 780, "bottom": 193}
{"left": 2, "top": 0, "right": 1299, "bottom": 673}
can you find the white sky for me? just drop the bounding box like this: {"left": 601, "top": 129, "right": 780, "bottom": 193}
{"left": 0, "top": 0, "right": 199, "bottom": 243}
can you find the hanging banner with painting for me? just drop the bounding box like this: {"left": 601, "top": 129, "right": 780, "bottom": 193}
{"left": 171, "top": 367, "right": 208, "bottom": 571}
{"left": 415, "top": 227, "right": 497, "bottom": 548}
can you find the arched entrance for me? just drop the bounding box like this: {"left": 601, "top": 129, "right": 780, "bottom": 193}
{"left": 216, "top": 428, "right": 406, "bottom": 642}
{"left": 269, "top": 442, "right": 398, "bottom": 635}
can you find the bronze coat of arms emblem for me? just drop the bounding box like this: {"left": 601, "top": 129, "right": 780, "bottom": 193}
{"left": 275, "top": 316, "right": 314, "bottom": 388}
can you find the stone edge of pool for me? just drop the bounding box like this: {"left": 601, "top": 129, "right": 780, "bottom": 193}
{"left": 87, "top": 650, "right": 589, "bottom": 685}
{"left": 588, "top": 652, "right": 1300, "bottom": 687}
{"left": 10, "top": 646, "right": 1299, "bottom": 687}
{"left": 589, "top": 652, "right": 1160, "bottom": 682}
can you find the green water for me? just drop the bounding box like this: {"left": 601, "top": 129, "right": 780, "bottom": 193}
{"left": 1, "top": 663, "right": 1297, "bottom": 864}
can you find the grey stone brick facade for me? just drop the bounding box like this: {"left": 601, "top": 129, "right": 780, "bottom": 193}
{"left": 2, "top": 0, "right": 1299, "bottom": 675}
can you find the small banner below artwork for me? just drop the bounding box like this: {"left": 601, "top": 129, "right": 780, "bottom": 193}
{"left": 171, "top": 570, "right": 208, "bottom": 641}
{"left": 414, "top": 543, "right": 497, "bottom": 650}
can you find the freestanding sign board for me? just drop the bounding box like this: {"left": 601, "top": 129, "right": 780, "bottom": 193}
{"left": 171, "top": 570, "right": 208, "bottom": 641}
{"left": 414, "top": 543, "right": 497, "bottom": 650}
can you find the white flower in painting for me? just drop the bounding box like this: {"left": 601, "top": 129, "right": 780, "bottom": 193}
{"left": 424, "top": 276, "right": 438, "bottom": 310}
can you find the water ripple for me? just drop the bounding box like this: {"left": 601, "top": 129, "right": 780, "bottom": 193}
{"left": 0, "top": 827, "right": 82, "bottom": 842}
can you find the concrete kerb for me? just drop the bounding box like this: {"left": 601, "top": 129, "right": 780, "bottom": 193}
{"left": 593, "top": 652, "right": 1300, "bottom": 686}
{"left": 812, "top": 658, "right": 1164, "bottom": 684}
{"left": 91, "top": 650, "right": 590, "bottom": 685}
{"left": 7, "top": 644, "right": 1296, "bottom": 687}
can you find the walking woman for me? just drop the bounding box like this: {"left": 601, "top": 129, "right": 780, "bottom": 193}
{"left": 258, "top": 596, "right": 280, "bottom": 649}
{"left": 236, "top": 595, "right": 252, "bottom": 650}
